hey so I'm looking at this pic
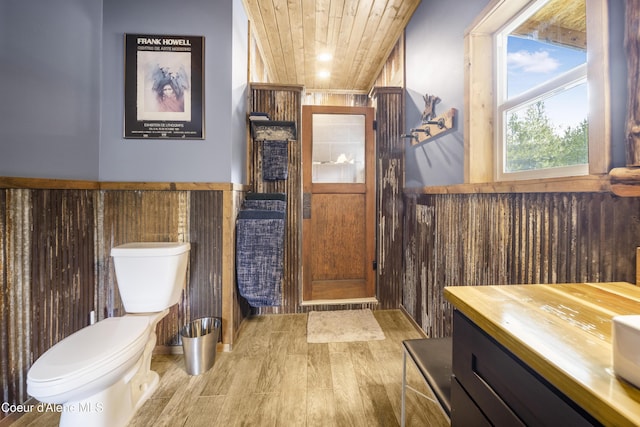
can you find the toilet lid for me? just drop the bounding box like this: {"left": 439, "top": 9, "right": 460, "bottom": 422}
{"left": 28, "top": 316, "right": 150, "bottom": 384}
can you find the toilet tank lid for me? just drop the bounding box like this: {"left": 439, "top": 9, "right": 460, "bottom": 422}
{"left": 111, "top": 242, "right": 190, "bottom": 257}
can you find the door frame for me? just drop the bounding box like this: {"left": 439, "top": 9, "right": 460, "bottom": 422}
{"left": 301, "top": 105, "right": 377, "bottom": 302}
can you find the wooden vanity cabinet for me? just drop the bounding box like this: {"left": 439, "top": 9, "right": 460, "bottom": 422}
{"left": 451, "top": 311, "right": 600, "bottom": 426}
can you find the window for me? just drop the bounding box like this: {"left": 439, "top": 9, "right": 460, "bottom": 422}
{"left": 311, "top": 114, "right": 366, "bottom": 183}
{"left": 465, "top": 0, "right": 610, "bottom": 183}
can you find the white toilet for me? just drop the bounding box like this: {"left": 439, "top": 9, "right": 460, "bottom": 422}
{"left": 27, "top": 242, "right": 190, "bottom": 427}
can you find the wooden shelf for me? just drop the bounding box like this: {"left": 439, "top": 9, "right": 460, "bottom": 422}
{"left": 250, "top": 120, "right": 297, "bottom": 141}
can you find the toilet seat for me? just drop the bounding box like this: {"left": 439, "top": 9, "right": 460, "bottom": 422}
{"left": 27, "top": 316, "right": 151, "bottom": 401}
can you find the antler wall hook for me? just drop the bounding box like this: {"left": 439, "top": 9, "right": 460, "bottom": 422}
{"left": 402, "top": 93, "right": 456, "bottom": 145}
{"left": 422, "top": 94, "right": 441, "bottom": 123}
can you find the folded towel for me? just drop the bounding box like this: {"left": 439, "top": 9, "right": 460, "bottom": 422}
{"left": 245, "top": 192, "right": 287, "bottom": 201}
{"left": 262, "top": 140, "right": 289, "bottom": 181}
{"left": 236, "top": 210, "right": 285, "bottom": 307}
{"left": 243, "top": 199, "right": 286, "bottom": 212}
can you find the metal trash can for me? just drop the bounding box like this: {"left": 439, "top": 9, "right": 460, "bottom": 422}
{"left": 180, "top": 317, "right": 221, "bottom": 375}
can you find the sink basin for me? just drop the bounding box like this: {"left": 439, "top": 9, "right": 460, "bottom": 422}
{"left": 612, "top": 315, "right": 640, "bottom": 388}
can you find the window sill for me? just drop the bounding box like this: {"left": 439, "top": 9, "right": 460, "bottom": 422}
{"left": 404, "top": 174, "right": 612, "bottom": 195}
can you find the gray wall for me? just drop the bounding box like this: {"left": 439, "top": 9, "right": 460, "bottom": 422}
{"left": 0, "top": 0, "right": 248, "bottom": 184}
{"left": 100, "top": 0, "right": 248, "bottom": 183}
{"left": 0, "top": 0, "right": 102, "bottom": 180}
{"left": 404, "top": 0, "right": 628, "bottom": 187}
{"left": 608, "top": 0, "right": 628, "bottom": 169}
{"left": 231, "top": 0, "right": 249, "bottom": 184}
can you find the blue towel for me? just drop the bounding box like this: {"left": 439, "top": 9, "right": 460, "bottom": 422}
{"left": 236, "top": 210, "right": 285, "bottom": 307}
{"left": 245, "top": 192, "right": 286, "bottom": 201}
{"left": 243, "top": 199, "right": 286, "bottom": 212}
{"left": 262, "top": 140, "right": 289, "bottom": 181}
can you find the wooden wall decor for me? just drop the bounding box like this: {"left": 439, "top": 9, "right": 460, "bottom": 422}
{"left": 403, "top": 192, "right": 640, "bottom": 338}
{"left": 402, "top": 93, "right": 456, "bottom": 145}
{"left": 405, "top": 108, "right": 456, "bottom": 145}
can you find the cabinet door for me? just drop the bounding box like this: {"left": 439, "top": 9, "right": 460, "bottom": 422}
{"left": 452, "top": 311, "right": 600, "bottom": 427}
{"left": 451, "top": 377, "right": 492, "bottom": 427}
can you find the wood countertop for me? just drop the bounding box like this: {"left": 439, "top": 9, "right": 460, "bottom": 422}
{"left": 444, "top": 282, "right": 640, "bottom": 427}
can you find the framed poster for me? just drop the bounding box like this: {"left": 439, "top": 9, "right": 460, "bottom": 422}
{"left": 124, "top": 34, "right": 204, "bottom": 139}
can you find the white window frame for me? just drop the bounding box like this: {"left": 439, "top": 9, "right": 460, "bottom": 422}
{"left": 464, "top": 0, "right": 610, "bottom": 184}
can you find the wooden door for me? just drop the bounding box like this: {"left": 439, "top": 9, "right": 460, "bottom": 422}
{"left": 302, "top": 105, "right": 376, "bottom": 301}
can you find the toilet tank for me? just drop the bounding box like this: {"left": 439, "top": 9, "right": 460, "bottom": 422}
{"left": 111, "top": 242, "right": 190, "bottom": 313}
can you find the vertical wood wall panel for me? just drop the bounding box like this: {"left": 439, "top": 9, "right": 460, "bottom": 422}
{"left": 30, "top": 190, "right": 95, "bottom": 357}
{"left": 81, "top": 188, "right": 233, "bottom": 350}
{"left": 0, "top": 190, "right": 7, "bottom": 407}
{"left": 11, "top": 190, "right": 30, "bottom": 407}
{"left": 100, "top": 190, "right": 192, "bottom": 346}
{"left": 1, "top": 189, "right": 96, "bottom": 420}
{"left": 250, "top": 84, "right": 303, "bottom": 314}
{"left": 403, "top": 192, "right": 640, "bottom": 338}
{"left": 227, "top": 190, "right": 250, "bottom": 346}
{"left": 373, "top": 87, "right": 404, "bottom": 309}
{"left": 248, "top": 84, "right": 406, "bottom": 314}
{"left": 1, "top": 190, "right": 32, "bottom": 415}
{"left": 372, "top": 36, "right": 404, "bottom": 88}
{"left": 1, "top": 186, "right": 237, "bottom": 419}
{"left": 188, "top": 191, "right": 223, "bottom": 320}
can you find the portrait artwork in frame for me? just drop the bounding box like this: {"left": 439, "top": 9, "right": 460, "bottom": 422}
{"left": 124, "top": 34, "right": 204, "bottom": 139}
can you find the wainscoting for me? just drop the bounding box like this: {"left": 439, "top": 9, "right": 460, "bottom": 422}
{"left": 403, "top": 192, "right": 640, "bottom": 338}
{"left": 0, "top": 182, "right": 246, "bottom": 419}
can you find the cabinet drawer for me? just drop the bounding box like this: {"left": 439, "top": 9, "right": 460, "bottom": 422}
{"left": 451, "top": 376, "right": 492, "bottom": 427}
{"left": 452, "top": 311, "right": 599, "bottom": 426}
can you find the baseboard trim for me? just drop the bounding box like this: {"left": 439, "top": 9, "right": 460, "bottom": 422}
{"left": 299, "top": 297, "right": 379, "bottom": 307}
{"left": 399, "top": 305, "right": 427, "bottom": 338}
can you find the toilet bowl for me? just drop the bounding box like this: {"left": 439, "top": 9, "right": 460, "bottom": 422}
{"left": 26, "top": 242, "right": 190, "bottom": 427}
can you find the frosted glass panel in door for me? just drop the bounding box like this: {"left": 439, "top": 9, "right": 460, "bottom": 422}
{"left": 312, "top": 114, "right": 365, "bottom": 183}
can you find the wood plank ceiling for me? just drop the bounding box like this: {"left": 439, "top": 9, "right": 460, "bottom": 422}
{"left": 513, "top": 0, "right": 586, "bottom": 49}
{"left": 242, "top": 0, "right": 422, "bottom": 92}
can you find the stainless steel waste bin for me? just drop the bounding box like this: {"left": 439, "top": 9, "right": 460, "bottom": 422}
{"left": 180, "top": 317, "right": 221, "bottom": 375}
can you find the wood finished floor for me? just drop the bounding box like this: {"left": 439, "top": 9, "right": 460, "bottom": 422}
{"left": 11, "top": 310, "right": 449, "bottom": 427}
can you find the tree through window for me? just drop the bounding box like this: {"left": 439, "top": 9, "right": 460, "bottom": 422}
{"left": 497, "top": 0, "right": 588, "bottom": 178}
{"left": 464, "top": 0, "right": 610, "bottom": 183}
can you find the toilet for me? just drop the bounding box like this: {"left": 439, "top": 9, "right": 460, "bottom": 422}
{"left": 27, "top": 242, "right": 190, "bottom": 427}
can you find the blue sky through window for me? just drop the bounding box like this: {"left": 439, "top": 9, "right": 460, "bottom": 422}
{"left": 507, "top": 37, "right": 586, "bottom": 96}
{"left": 507, "top": 36, "right": 588, "bottom": 131}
